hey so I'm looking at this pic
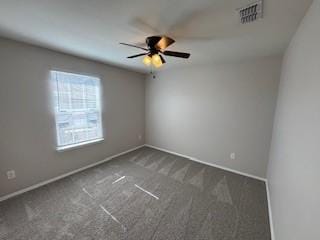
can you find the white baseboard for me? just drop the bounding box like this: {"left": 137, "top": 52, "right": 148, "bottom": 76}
{"left": 145, "top": 144, "right": 266, "bottom": 182}
{"left": 266, "top": 180, "right": 275, "bottom": 240}
{"left": 0, "top": 145, "right": 144, "bottom": 202}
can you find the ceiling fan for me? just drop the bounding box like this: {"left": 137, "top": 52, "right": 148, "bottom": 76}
{"left": 120, "top": 36, "right": 190, "bottom": 68}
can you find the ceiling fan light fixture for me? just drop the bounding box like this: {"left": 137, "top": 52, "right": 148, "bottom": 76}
{"left": 153, "top": 61, "right": 163, "bottom": 68}
{"left": 152, "top": 54, "right": 163, "bottom": 68}
{"left": 143, "top": 55, "right": 152, "bottom": 66}
{"left": 121, "top": 35, "right": 190, "bottom": 68}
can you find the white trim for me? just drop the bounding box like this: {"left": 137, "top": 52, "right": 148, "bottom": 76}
{"left": 145, "top": 144, "right": 266, "bottom": 182}
{"left": 57, "top": 138, "right": 104, "bottom": 152}
{"left": 266, "top": 180, "right": 275, "bottom": 240}
{"left": 0, "top": 145, "right": 144, "bottom": 202}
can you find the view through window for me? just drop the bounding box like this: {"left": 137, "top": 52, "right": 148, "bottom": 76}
{"left": 51, "top": 71, "right": 103, "bottom": 149}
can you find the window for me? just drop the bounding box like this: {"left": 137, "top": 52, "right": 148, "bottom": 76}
{"left": 51, "top": 71, "right": 103, "bottom": 150}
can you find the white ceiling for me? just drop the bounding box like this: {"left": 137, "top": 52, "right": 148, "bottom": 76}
{"left": 0, "top": 0, "right": 313, "bottom": 73}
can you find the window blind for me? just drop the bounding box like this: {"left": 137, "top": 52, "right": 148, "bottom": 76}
{"left": 51, "top": 71, "right": 103, "bottom": 148}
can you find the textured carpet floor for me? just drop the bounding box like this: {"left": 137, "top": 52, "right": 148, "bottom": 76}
{"left": 0, "top": 147, "right": 271, "bottom": 240}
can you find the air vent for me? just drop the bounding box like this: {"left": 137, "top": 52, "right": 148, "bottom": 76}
{"left": 238, "top": 0, "right": 263, "bottom": 24}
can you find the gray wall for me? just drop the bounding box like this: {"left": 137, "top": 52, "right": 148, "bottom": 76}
{"left": 267, "top": 1, "right": 320, "bottom": 239}
{"left": 146, "top": 57, "right": 281, "bottom": 178}
{"left": 0, "top": 38, "right": 145, "bottom": 197}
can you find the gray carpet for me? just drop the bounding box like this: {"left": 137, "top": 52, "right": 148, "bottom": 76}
{"left": 0, "top": 147, "right": 271, "bottom": 240}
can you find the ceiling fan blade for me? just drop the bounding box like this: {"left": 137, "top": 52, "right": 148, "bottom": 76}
{"left": 127, "top": 53, "right": 148, "bottom": 59}
{"left": 130, "top": 17, "right": 159, "bottom": 35}
{"left": 159, "top": 55, "right": 166, "bottom": 64}
{"left": 120, "top": 42, "right": 148, "bottom": 51}
{"left": 162, "top": 50, "right": 190, "bottom": 58}
{"left": 146, "top": 36, "right": 162, "bottom": 48}
{"left": 155, "top": 36, "right": 175, "bottom": 50}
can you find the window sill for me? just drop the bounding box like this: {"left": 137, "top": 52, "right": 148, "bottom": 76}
{"left": 56, "top": 138, "right": 104, "bottom": 152}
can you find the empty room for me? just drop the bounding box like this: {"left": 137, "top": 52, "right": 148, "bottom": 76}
{"left": 0, "top": 0, "right": 318, "bottom": 239}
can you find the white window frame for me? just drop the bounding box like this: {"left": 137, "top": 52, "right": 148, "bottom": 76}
{"left": 51, "top": 70, "right": 104, "bottom": 151}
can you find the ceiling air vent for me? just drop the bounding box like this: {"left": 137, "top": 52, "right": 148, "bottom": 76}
{"left": 238, "top": 0, "right": 263, "bottom": 24}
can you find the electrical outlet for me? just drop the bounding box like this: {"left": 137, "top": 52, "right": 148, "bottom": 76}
{"left": 230, "top": 153, "right": 236, "bottom": 160}
{"left": 7, "top": 170, "right": 16, "bottom": 180}
{"left": 138, "top": 134, "right": 142, "bottom": 140}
